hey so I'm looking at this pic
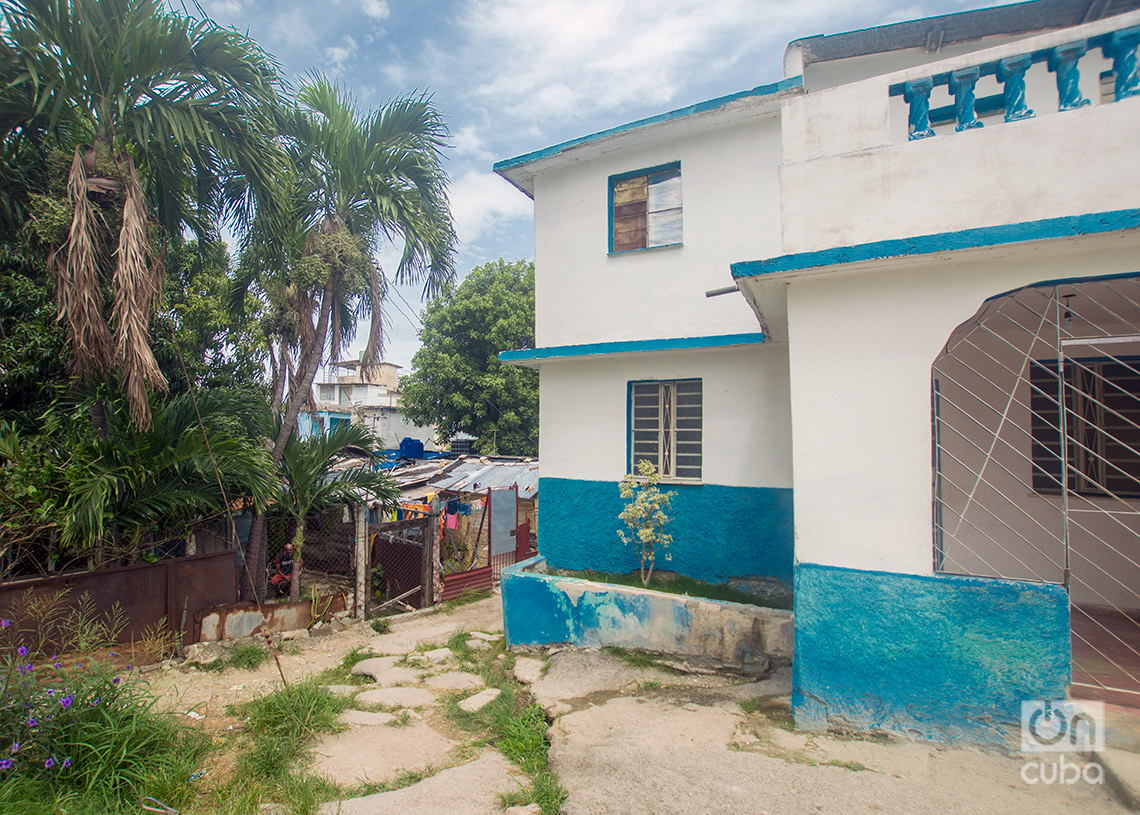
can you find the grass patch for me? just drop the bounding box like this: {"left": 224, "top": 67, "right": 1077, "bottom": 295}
{"left": 314, "top": 647, "right": 378, "bottom": 686}
{"left": 447, "top": 631, "right": 474, "bottom": 662}
{"left": 370, "top": 617, "right": 391, "bottom": 634}
{"left": 228, "top": 642, "right": 270, "bottom": 671}
{"left": 439, "top": 642, "right": 566, "bottom": 815}
{"left": 569, "top": 569, "right": 792, "bottom": 610}
{"left": 0, "top": 654, "right": 208, "bottom": 815}
{"left": 232, "top": 679, "right": 348, "bottom": 781}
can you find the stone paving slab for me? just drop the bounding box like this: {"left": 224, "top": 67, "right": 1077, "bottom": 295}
{"left": 511, "top": 656, "right": 544, "bottom": 685}
{"left": 339, "top": 710, "right": 396, "bottom": 727}
{"left": 350, "top": 657, "right": 422, "bottom": 686}
{"left": 459, "top": 688, "right": 501, "bottom": 713}
{"left": 318, "top": 751, "right": 520, "bottom": 815}
{"left": 355, "top": 687, "right": 436, "bottom": 708}
{"left": 311, "top": 718, "right": 456, "bottom": 787}
{"left": 425, "top": 671, "right": 484, "bottom": 691}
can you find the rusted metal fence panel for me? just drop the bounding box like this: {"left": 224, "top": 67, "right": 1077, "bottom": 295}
{"left": 368, "top": 515, "right": 433, "bottom": 615}
{"left": 0, "top": 550, "right": 238, "bottom": 654}
{"left": 441, "top": 564, "right": 493, "bottom": 602}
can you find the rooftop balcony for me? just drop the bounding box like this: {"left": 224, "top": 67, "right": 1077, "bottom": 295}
{"left": 778, "top": 11, "right": 1140, "bottom": 255}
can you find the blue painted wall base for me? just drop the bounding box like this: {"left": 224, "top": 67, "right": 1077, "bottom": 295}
{"left": 537, "top": 477, "right": 794, "bottom": 587}
{"left": 793, "top": 563, "right": 1071, "bottom": 745}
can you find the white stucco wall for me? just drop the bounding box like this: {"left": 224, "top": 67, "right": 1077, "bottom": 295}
{"left": 531, "top": 115, "right": 783, "bottom": 349}
{"left": 777, "top": 13, "right": 1139, "bottom": 255}
{"left": 538, "top": 344, "right": 792, "bottom": 489}
{"left": 783, "top": 234, "right": 1140, "bottom": 575}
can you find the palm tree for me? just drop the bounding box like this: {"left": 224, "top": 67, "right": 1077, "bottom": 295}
{"left": 46, "top": 389, "right": 273, "bottom": 565}
{"left": 238, "top": 76, "right": 455, "bottom": 600}
{"left": 0, "top": 0, "right": 286, "bottom": 430}
{"left": 276, "top": 422, "right": 399, "bottom": 602}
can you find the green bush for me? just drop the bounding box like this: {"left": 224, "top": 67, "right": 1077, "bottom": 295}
{"left": 0, "top": 629, "right": 204, "bottom": 813}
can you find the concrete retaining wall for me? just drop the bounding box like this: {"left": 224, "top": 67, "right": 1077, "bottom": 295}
{"left": 501, "top": 556, "right": 793, "bottom": 674}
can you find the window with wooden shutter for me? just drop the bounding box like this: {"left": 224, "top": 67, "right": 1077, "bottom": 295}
{"left": 1030, "top": 358, "right": 1140, "bottom": 497}
{"left": 610, "top": 163, "right": 682, "bottom": 253}
{"left": 629, "top": 379, "right": 702, "bottom": 481}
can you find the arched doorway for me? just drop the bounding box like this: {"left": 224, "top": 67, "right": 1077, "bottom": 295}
{"left": 932, "top": 274, "right": 1140, "bottom": 705}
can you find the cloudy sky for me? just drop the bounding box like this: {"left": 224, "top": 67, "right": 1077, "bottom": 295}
{"left": 193, "top": 0, "right": 997, "bottom": 368}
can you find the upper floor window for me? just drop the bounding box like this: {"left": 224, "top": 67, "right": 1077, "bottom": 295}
{"left": 610, "top": 162, "right": 682, "bottom": 253}
{"left": 318, "top": 384, "right": 335, "bottom": 402}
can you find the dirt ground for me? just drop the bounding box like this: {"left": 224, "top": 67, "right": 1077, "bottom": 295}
{"left": 139, "top": 596, "right": 1130, "bottom": 814}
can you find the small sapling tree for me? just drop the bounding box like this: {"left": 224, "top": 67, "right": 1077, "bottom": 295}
{"left": 618, "top": 460, "right": 678, "bottom": 587}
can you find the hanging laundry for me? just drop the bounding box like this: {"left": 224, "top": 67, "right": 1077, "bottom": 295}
{"left": 446, "top": 513, "right": 459, "bottom": 530}
{"left": 445, "top": 498, "right": 460, "bottom": 515}
{"left": 396, "top": 507, "right": 405, "bottom": 521}
{"left": 458, "top": 502, "right": 472, "bottom": 516}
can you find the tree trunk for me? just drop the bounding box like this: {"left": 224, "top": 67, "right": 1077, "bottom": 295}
{"left": 289, "top": 523, "right": 304, "bottom": 603}
{"left": 242, "top": 279, "right": 334, "bottom": 603}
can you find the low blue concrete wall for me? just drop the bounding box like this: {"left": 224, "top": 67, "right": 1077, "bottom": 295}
{"left": 501, "top": 556, "right": 793, "bottom": 673}
{"left": 537, "top": 476, "right": 794, "bottom": 586}
{"left": 793, "top": 562, "right": 1071, "bottom": 745}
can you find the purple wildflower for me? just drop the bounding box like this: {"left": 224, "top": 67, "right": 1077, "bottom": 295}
{"left": 16, "top": 646, "right": 26, "bottom": 657}
{"left": 53, "top": 662, "right": 61, "bottom": 670}
{"left": 109, "top": 652, "right": 118, "bottom": 657}
{"left": 9, "top": 742, "right": 18, "bottom": 753}
{"left": 112, "top": 677, "right": 121, "bottom": 685}
{"left": 62, "top": 758, "right": 71, "bottom": 768}
{"left": 0, "top": 619, "right": 9, "bottom": 628}
{"left": 59, "top": 695, "right": 73, "bottom": 709}
{"left": 45, "top": 688, "right": 54, "bottom": 696}
{"left": 23, "top": 663, "right": 31, "bottom": 673}
{"left": 0, "top": 759, "right": 10, "bottom": 770}
{"left": 26, "top": 718, "right": 36, "bottom": 728}
{"left": 90, "top": 697, "right": 100, "bottom": 706}
{"left": 43, "top": 757, "right": 54, "bottom": 769}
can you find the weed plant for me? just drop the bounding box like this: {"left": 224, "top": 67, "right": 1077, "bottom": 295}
{"left": 232, "top": 680, "right": 347, "bottom": 781}
{"left": 228, "top": 642, "right": 270, "bottom": 671}
{"left": 0, "top": 625, "right": 205, "bottom": 814}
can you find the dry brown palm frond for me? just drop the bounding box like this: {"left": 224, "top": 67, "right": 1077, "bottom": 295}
{"left": 59, "top": 145, "right": 113, "bottom": 376}
{"left": 360, "top": 262, "right": 384, "bottom": 371}
{"left": 296, "top": 289, "right": 317, "bottom": 367}
{"left": 112, "top": 154, "right": 168, "bottom": 430}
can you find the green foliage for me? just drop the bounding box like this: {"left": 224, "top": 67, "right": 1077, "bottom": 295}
{"left": 0, "top": 643, "right": 206, "bottom": 814}
{"left": 618, "top": 460, "right": 677, "bottom": 587}
{"left": 232, "top": 680, "right": 347, "bottom": 781}
{"left": 370, "top": 617, "right": 390, "bottom": 635}
{"left": 228, "top": 642, "right": 270, "bottom": 671}
{"left": 401, "top": 259, "right": 538, "bottom": 456}
{"left": 152, "top": 241, "right": 270, "bottom": 396}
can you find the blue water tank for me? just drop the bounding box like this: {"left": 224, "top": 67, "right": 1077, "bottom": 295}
{"left": 399, "top": 437, "right": 425, "bottom": 459}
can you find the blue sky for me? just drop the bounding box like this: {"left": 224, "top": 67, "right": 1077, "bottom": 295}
{"left": 196, "top": 0, "right": 997, "bottom": 368}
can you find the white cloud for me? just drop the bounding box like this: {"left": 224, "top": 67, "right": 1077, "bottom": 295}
{"left": 382, "top": 62, "right": 410, "bottom": 87}
{"left": 453, "top": 0, "right": 978, "bottom": 126}
{"left": 447, "top": 170, "right": 533, "bottom": 248}
{"left": 204, "top": 0, "right": 246, "bottom": 17}
{"left": 325, "top": 35, "right": 358, "bottom": 73}
{"left": 362, "top": 0, "right": 391, "bottom": 20}
{"left": 270, "top": 7, "right": 318, "bottom": 48}
{"left": 451, "top": 125, "right": 493, "bottom": 161}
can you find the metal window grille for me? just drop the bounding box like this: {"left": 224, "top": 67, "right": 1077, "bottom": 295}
{"left": 630, "top": 379, "right": 702, "bottom": 480}
{"left": 932, "top": 276, "right": 1140, "bottom": 705}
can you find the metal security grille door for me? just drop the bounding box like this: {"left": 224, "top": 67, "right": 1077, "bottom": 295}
{"left": 932, "top": 276, "right": 1140, "bottom": 704}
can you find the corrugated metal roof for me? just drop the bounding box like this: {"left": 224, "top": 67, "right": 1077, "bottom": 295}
{"left": 428, "top": 458, "right": 539, "bottom": 498}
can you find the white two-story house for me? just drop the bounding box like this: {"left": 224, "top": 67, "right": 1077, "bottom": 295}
{"left": 498, "top": 0, "right": 1140, "bottom": 743}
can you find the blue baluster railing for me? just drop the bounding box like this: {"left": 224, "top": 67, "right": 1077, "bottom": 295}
{"left": 903, "top": 78, "right": 936, "bottom": 140}
{"left": 1103, "top": 26, "right": 1140, "bottom": 101}
{"left": 1048, "top": 42, "right": 1092, "bottom": 110}
{"left": 998, "top": 55, "right": 1036, "bottom": 121}
{"left": 949, "top": 67, "right": 984, "bottom": 131}
{"left": 887, "top": 22, "right": 1139, "bottom": 142}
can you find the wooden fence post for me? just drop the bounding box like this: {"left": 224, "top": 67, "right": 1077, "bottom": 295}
{"left": 354, "top": 503, "right": 368, "bottom": 619}
{"left": 423, "top": 496, "right": 439, "bottom": 608}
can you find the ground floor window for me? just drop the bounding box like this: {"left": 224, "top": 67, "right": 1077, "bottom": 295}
{"left": 629, "top": 379, "right": 702, "bottom": 481}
